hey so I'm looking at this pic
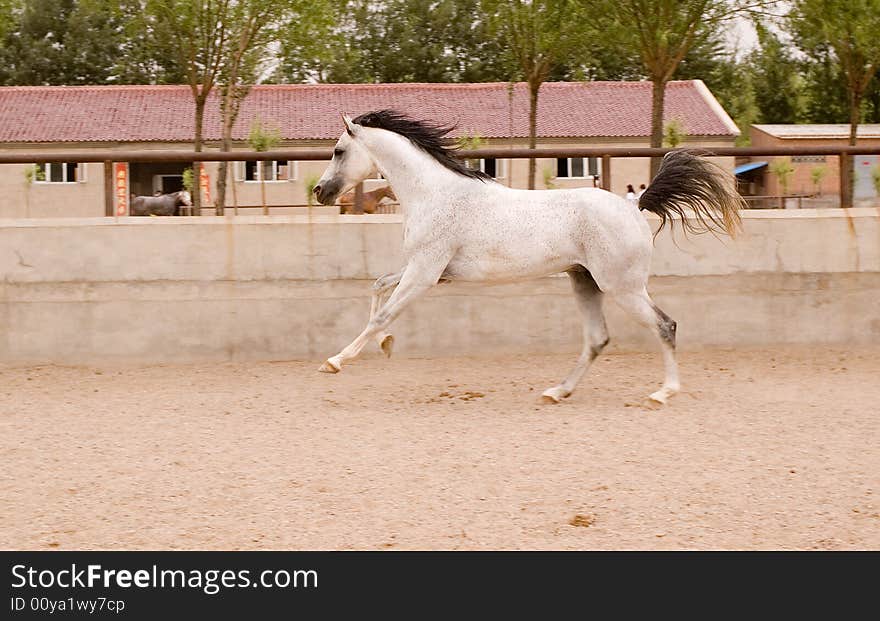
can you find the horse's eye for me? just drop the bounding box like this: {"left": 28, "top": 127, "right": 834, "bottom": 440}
{"left": 334, "top": 149, "right": 344, "bottom": 157}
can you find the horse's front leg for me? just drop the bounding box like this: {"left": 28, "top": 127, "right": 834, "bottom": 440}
{"left": 319, "top": 256, "right": 448, "bottom": 373}
{"left": 370, "top": 271, "right": 403, "bottom": 357}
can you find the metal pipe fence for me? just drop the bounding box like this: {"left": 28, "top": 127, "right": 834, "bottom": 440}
{"left": 4, "top": 144, "right": 879, "bottom": 214}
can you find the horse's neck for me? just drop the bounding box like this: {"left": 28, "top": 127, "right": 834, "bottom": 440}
{"left": 364, "top": 131, "right": 469, "bottom": 214}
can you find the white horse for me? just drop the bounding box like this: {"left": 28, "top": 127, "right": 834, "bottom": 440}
{"left": 313, "top": 110, "right": 743, "bottom": 405}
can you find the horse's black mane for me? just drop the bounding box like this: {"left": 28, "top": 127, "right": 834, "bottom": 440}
{"left": 352, "top": 110, "right": 491, "bottom": 182}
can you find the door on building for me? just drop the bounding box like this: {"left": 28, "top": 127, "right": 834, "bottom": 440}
{"left": 854, "top": 155, "right": 879, "bottom": 200}
{"left": 154, "top": 174, "right": 185, "bottom": 195}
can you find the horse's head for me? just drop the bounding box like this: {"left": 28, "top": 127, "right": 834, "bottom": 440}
{"left": 313, "top": 115, "right": 377, "bottom": 206}
{"left": 177, "top": 190, "right": 193, "bottom": 206}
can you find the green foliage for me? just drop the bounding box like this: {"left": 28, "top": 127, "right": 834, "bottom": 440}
{"left": 456, "top": 132, "right": 486, "bottom": 151}
{"left": 0, "top": 0, "right": 20, "bottom": 41}
{"left": 769, "top": 157, "right": 795, "bottom": 196}
{"left": 248, "top": 118, "right": 281, "bottom": 152}
{"left": 705, "top": 57, "right": 760, "bottom": 145}
{"left": 181, "top": 167, "right": 194, "bottom": 193}
{"left": 0, "top": 0, "right": 187, "bottom": 85}
{"left": 542, "top": 167, "right": 558, "bottom": 190}
{"left": 810, "top": 166, "right": 828, "bottom": 194}
{"left": 747, "top": 22, "right": 806, "bottom": 124}
{"left": 800, "top": 47, "right": 849, "bottom": 124}
{"left": 484, "top": 0, "right": 591, "bottom": 187}
{"left": 662, "top": 119, "right": 686, "bottom": 147}
{"left": 595, "top": 1, "right": 764, "bottom": 159}
{"left": 872, "top": 164, "right": 880, "bottom": 197}
{"left": 484, "top": 0, "right": 590, "bottom": 85}
{"left": 274, "top": 0, "right": 510, "bottom": 84}
{"left": 790, "top": 0, "right": 880, "bottom": 132}
{"left": 24, "top": 163, "right": 44, "bottom": 183}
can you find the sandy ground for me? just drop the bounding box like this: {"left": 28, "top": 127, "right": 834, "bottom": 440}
{"left": 1, "top": 347, "right": 878, "bottom": 551}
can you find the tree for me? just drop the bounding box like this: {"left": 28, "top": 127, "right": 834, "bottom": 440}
{"left": 747, "top": 22, "right": 806, "bottom": 124}
{"left": 0, "top": 0, "right": 20, "bottom": 42}
{"left": 769, "top": 156, "right": 794, "bottom": 205}
{"left": 601, "top": 1, "right": 765, "bottom": 176}
{"left": 111, "top": 0, "right": 188, "bottom": 84}
{"left": 0, "top": 0, "right": 187, "bottom": 85}
{"left": 271, "top": 0, "right": 339, "bottom": 83}
{"left": 662, "top": 119, "right": 686, "bottom": 147}
{"left": 273, "top": 0, "right": 509, "bottom": 84}
{"left": 214, "top": 0, "right": 335, "bottom": 214}
{"left": 790, "top": 0, "right": 880, "bottom": 206}
{"left": 702, "top": 54, "right": 760, "bottom": 145}
{"left": 0, "top": 0, "right": 125, "bottom": 85}
{"left": 248, "top": 118, "right": 281, "bottom": 215}
{"left": 485, "top": 0, "right": 590, "bottom": 189}
{"left": 810, "top": 165, "right": 828, "bottom": 196}
{"left": 800, "top": 46, "right": 848, "bottom": 123}
{"left": 148, "top": 0, "right": 234, "bottom": 214}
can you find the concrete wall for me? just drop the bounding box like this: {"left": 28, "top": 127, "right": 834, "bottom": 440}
{"left": 1, "top": 209, "right": 877, "bottom": 363}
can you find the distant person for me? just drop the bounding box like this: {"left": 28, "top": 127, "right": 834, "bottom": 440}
{"left": 636, "top": 183, "right": 647, "bottom": 199}
{"left": 625, "top": 184, "right": 637, "bottom": 203}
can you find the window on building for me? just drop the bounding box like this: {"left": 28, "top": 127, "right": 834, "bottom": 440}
{"left": 465, "top": 158, "right": 505, "bottom": 179}
{"left": 556, "top": 157, "right": 599, "bottom": 179}
{"left": 239, "top": 160, "right": 296, "bottom": 182}
{"left": 34, "top": 163, "right": 82, "bottom": 183}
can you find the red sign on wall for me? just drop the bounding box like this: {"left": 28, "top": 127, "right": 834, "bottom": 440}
{"left": 114, "top": 163, "right": 128, "bottom": 216}
{"left": 199, "top": 163, "right": 211, "bottom": 206}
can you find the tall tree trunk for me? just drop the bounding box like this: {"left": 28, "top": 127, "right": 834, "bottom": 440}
{"left": 216, "top": 77, "right": 243, "bottom": 216}
{"left": 232, "top": 168, "right": 238, "bottom": 214}
{"left": 527, "top": 78, "right": 540, "bottom": 190}
{"left": 216, "top": 159, "right": 229, "bottom": 215}
{"left": 193, "top": 97, "right": 205, "bottom": 216}
{"left": 215, "top": 87, "right": 230, "bottom": 215}
{"left": 215, "top": 95, "right": 234, "bottom": 215}
{"left": 508, "top": 81, "right": 515, "bottom": 188}
{"left": 650, "top": 77, "right": 666, "bottom": 179}
{"left": 844, "top": 84, "right": 863, "bottom": 208}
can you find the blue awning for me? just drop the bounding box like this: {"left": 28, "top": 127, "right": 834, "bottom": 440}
{"left": 734, "top": 161, "right": 768, "bottom": 176}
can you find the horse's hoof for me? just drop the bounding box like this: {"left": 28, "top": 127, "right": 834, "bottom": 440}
{"left": 318, "top": 360, "right": 340, "bottom": 374}
{"left": 647, "top": 390, "right": 671, "bottom": 408}
{"left": 380, "top": 335, "right": 394, "bottom": 358}
{"left": 541, "top": 386, "right": 569, "bottom": 404}
{"left": 648, "top": 385, "right": 678, "bottom": 407}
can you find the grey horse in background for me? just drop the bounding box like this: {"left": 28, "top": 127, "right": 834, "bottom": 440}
{"left": 130, "top": 190, "right": 192, "bottom": 216}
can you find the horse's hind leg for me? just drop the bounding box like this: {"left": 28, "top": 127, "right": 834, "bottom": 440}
{"left": 370, "top": 271, "right": 402, "bottom": 357}
{"left": 611, "top": 289, "right": 680, "bottom": 405}
{"left": 542, "top": 268, "right": 609, "bottom": 403}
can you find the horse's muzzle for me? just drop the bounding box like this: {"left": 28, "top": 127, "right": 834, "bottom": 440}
{"left": 313, "top": 182, "right": 340, "bottom": 206}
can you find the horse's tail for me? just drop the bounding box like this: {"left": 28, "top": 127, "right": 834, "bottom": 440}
{"left": 638, "top": 150, "right": 744, "bottom": 238}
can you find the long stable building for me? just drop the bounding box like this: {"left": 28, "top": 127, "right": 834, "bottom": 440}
{"left": 0, "top": 80, "right": 739, "bottom": 217}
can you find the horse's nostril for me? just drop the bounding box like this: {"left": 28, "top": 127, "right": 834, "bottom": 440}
{"left": 313, "top": 184, "right": 322, "bottom": 196}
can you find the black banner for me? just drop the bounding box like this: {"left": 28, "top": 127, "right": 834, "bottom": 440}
{"left": 1, "top": 551, "right": 874, "bottom": 618}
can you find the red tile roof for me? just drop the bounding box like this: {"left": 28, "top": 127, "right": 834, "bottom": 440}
{"left": 0, "top": 81, "right": 738, "bottom": 144}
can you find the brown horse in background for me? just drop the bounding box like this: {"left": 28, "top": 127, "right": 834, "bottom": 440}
{"left": 338, "top": 185, "right": 397, "bottom": 214}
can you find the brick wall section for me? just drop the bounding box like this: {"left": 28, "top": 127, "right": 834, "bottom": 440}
{"left": 750, "top": 126, "right": 880, "bottom": 197}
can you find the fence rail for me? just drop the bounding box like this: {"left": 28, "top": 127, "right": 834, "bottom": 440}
{"left": 3, "top": 144, "right": 880, "bottom": 164}
{"left": 3, "top": 144, "right": 879, "bottom": 213}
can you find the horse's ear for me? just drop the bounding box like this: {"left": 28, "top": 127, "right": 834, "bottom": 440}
{"left": 341, "top": 114, "right": 357, "bottom": 137}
